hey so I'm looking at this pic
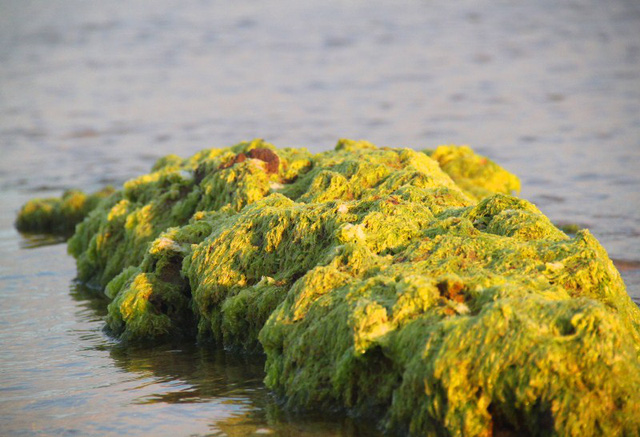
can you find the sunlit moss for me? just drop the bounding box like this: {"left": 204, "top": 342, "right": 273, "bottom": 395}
{"left": 15, "top": 186, "right": 115, "bottom": 234}
{"left": 16, "top": 140, "right": 640, "bottom": 435}
{"left": 425, "top": 145, "right": 521, "bottom": 201}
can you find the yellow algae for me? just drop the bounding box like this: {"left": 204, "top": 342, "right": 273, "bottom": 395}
{"left": 425, "top": 145, "right": 521, "bottom": 201}
{"left": 15, "top": 186, "right": 115, "bottom": 234}
{"left": 16, "top": 139, "right": 640, "bottom": 436}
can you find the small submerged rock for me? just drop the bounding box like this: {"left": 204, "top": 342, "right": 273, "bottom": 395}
{"left": 16, "top": 186, "right": 115, "bottom": 235}
{"left": 16, "top": 139, "right": 640, "bottom": 436}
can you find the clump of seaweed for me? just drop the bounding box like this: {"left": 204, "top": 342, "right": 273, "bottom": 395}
{"left": 424, "top": 145, "right": 521, "bottom": 201}
{"left": 15, "top": 186, "right": 115, "bottom": 235}
{"left": 16, "top": 139, "right": 640, "bottom": 436}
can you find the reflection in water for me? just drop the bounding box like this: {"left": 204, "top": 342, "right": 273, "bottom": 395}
{"left": 109, "top": 344, "right": 380, "bottom": 436}
{"left": 108, "top": 344, "right": 266, "bottom": 406}
{"left": 70, "top": 280, "right": 110, "bottom": 318}
{"left": 18, "top": 231, "right": 68, "bottom": 249}
{"left": 71, "top": 282, "right": 381, "bottom": 436}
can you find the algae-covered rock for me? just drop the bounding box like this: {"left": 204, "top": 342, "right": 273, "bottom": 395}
{"left": 425, "top": 145, "right": 521, "bottom": 201}
{"left": 16, "top": 140, "right": 640, "bottom": 435}
{"left": 15, "top": 186, "right": 115, "bottom": 234}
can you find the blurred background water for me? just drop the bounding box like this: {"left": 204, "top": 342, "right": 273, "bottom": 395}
{"left": 1, "top": 0, "right": 639, "bottom": 435}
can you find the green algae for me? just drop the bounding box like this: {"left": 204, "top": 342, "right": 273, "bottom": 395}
{"left": 424, "top": 145, "right": 521, "bottom": 201}
{"left": 16, "top": 140, "right": 640, "bottom": 436}
{"left": 15, "top": 186, "right": 115, "bottom": 235}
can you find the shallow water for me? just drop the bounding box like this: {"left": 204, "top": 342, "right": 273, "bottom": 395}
{"left": 1, "top": 0, "right": 639, "bottom": 435}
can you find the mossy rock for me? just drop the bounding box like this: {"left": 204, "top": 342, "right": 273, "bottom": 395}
{"left": 15, "top": 186, "right": 115, "bottom": 235}
{"left": 16, "top": 139, "right": 640, "bottom": 435}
